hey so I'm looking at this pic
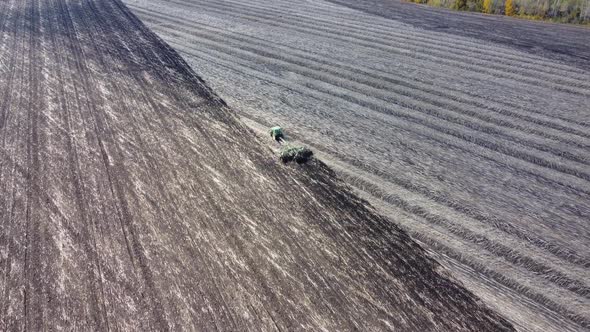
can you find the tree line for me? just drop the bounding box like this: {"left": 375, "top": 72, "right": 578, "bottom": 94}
{"left": 415, "top": 0, "right": 590, "bottom": 23}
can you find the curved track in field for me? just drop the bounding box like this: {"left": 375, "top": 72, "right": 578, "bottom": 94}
{"left": 0, "top": 0, "right": 516, "bottom": 330}
{"left": 122, "top": 0, "right": 590, "bottom": 330}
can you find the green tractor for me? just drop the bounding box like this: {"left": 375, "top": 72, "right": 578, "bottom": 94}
{"left": 269, "top": 126, "right": 284, "bottom": 141}
{"left": 268, "top": 126, "right": 313, "bottom": 164}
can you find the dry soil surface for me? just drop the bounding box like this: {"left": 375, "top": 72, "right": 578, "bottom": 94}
{"left": 122, "top": 0, "right": 590, "bottom": 331}
{"left": 0, "top": 0, "right": 516, "bottom": 330}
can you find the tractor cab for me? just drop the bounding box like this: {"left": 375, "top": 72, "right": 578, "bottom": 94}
{"left": 269, "top": 126, "right": 284, "bottom": 141}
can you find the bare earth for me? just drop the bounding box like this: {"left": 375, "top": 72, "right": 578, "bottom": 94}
{"left": 0, "top": 0, "right": 518, "bottom": 330}
{"left": 327, "top": 0, "right": 590, "bottom": 71}
{"left": 121, "top": 0, "right": 590, "bottom": 331}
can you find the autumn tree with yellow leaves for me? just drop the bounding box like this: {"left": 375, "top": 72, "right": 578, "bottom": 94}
{"left": 483, "top": 0, "right": 493, "bottom": 13}
{"left": 420, "top": 0, "right": 589, "bottom": 22}
{"left": 505, "top": 0, "right": 515, "bottom": 15}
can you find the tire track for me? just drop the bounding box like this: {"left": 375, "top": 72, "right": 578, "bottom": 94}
{"left": 6, "top": 0, "right": 31, "bottom": 327}
{"left": 42, "top": 0, "right": 108, "bottom": 326}
{"left": 75, "top": 9, "right": 177, "bottom": 324}
{"left": 0, "top": 0, "right": 20, "bottom": 131}
{"left": 0, "top": 0, "right": 12, "bottom": 73}
{"left": 59, "top": 0, "right": 170, "bottom": 328}
{"left": 50, "top": 0, "right": 112, "bottom": 327}
{"left": 0, "top": 0, "right": 23, "bottom": 328}
{"left": 62, "top": 3, "right": 114, "bottom": 326}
